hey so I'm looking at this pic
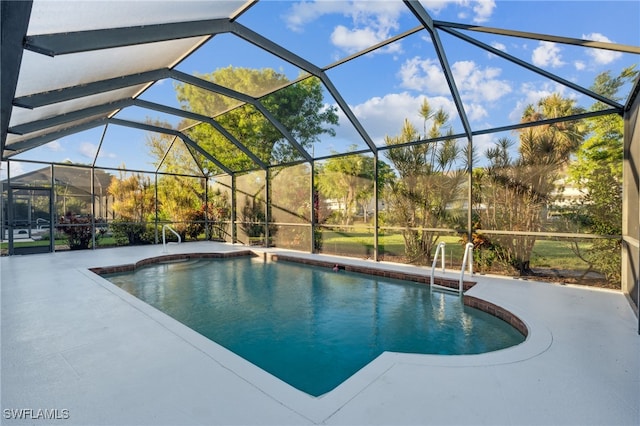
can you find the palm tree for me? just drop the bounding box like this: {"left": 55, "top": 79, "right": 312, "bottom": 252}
{"left": 476, "top": 94, "right": 587, "bottom": 275}
{"left": 384, "top": 99, "right": 466, "bottom": 264}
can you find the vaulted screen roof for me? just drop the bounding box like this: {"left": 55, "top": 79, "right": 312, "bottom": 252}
{"left": 2, "top": 0, "right": 639, "bottom": 176}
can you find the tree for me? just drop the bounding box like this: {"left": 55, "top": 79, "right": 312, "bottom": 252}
{"left": 270, "top": 164, "right": 312, "bottom": 223}
{"left": 383, "top": 99, "right": 467, "bottom": 263}
{"left": 145, "top": 120, "right": 212, "bottom": 239}
{"left": 144, "top": 68, "right": 340, "bottom": 244}
{"left": 146, "top": 123, "right": 204, "bottom": 176}
{"left": 240, "top": 196, "right": 267, "bottom": 243}
{"left": 108, "top": 169, "right": 155, "bottom": 222}
{"left": 175, "top": 67, "right": 339, "bottom": 172}
{"left": 316, "top": 147, "right": 395, "bottom": 226}
{"left": 567, "top": 65, "right": 638, "bottom": 282}
{"left": 107, "top": 169, "right": 156, "bottom": 245}
{"left": 316, "top": 147, "right": 376, "bottom": 226}
{"left": 476, "top": 94, "right": 587, "bottom": 274}
{"left": 156, "top": 174, "right": 205, "bottom": 239}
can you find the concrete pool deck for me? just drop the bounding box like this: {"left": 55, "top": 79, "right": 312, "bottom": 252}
{"left": 1, "top": 242, "right": 638, "bottom": 425}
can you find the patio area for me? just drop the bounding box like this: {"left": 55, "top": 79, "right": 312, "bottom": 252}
{"left": 1, "top": 241, "right": 638, "bottom": 425}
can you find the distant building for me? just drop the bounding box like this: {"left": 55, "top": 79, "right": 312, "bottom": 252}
{"left": 1, "top": 166, "right": 114, "bottom": 238}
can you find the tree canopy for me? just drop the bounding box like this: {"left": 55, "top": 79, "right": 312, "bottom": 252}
{"left": 175, "top": 67, "right": 339, "bottom": 173}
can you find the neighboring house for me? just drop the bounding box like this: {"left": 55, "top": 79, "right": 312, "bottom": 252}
{"left": 1, "top": 165, "right": 114, "bottom": 238}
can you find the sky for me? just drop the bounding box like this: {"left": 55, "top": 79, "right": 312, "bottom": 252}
{"left": 5, "top": 0, "right": 640, "bottom": 178}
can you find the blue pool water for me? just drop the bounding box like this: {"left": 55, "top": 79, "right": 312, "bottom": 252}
{"left": 105, "top": 256, "right": 525, "bottom": 396}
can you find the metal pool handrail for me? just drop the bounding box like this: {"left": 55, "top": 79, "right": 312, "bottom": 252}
{"left": 430, "top": 242, "right": 450, "bottom": 293}
{"left": 430, "top": 241, "right": 474, "bottom": 295}
{"left": 459, "top": 242, "right": 474, "bottom": 292}
{"left": 162, "top": 224, "right": 181, "bottom": 253}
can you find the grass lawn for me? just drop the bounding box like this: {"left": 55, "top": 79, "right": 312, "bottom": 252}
{"left": 316, "top": 225, "right": 591, "bottom": 272}
{"left": 1, "top": 236, "right": 119, "bottom": 250}
{"left": 530, "top": 239, "right": 592, "bottom": 270}
{"left": 0, "top": 239, "right": 66, "bottom": 249}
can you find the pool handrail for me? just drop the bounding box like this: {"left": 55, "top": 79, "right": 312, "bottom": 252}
{"left": 430, "top": 241, "right": 474, "bottom": 295}
{"left": 459, "top": 242, "right": 474, "bottom": 292}
{"left": 430, "top": 242, "right": 451, "bottom": 293}
{"left": 162, "top": 224, "right": 181, "bottom": 253}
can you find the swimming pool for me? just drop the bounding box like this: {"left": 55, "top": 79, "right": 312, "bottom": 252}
{"left": 103, "top": 255, "right": 525, "bottom": 396}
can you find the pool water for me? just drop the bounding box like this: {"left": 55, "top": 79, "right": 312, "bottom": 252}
{"left": 105, "top": 257, "right": 525, "bottom": 396}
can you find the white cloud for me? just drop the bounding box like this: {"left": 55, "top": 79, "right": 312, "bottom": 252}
{"left": 285, "top": 0, "right": 404, "bottom": 45}
{"left": 451, "top": 60, "right": 511, "bottom": 103}
{"left": 421, "top": 0, "right": 496, "bottom": 23}
{"left": 471, "top": 0, "right": 496, "bottom": 23}
{"left": 1, "top": 162, "right": 24, "bottom": 180}
{"left": 419, "top": 0, "right": 452, "bottom": 15}
{"left": 582, "top": 32, "right": 622, "bottom": 65}
{"left": 398, "top": 57, "right": 511, "bottom": 117}
{"left": 464, "top": 103, "right": 488, "bottom": 122}
{"left": 79, "top": 142, "right": 116, "bottom": 160}
{"left": 79, "top": 142, "right": 98, "bottom": 159}
{"left": 574, "top": 60, "right": 586, "bottom": 71}
{"left": 472, "top": 133, "right": 496, "bottom": 156}
{"left": 330, "top": 25, "right": 401, "bottom": 54}
{"left": 284, "top": 1, "right": 352, "bottom": 32}
{"left": 490, "top": 41, "right": 507, "bottom": 53}
{"left": 487, "top": 42, "right": 507, "bottom": 60}
{"left": 285, "top": 1, "right": 494, "bottom": 54}
{"left": 531, "top": 41, "right": 565, "bottom": 68}
{"left": 46, "top": 140, "right": 63, "bottom": 151}
{"left": 457, "top": 10, "right": 469, "bottom": 21}
{"left": 508, "top": 81, "right": 570, "bottom": 122}
{"left": 398, "top": 57, "right": 449, "bottom": 95}
{"left": 335, "top": 92, "right": 458, "bottom": 145}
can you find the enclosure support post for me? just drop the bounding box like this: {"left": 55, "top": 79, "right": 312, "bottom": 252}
{"left": 231, "top": 174, "right": 237, "bottom": 243}
{"left": 204, "top": 177, "right": 209, "bottom": 240}
{"left": 49, "top": 165, "right": 55, "bottom": 253}
{"left": 373, "top": 152, "right": 379, "bottom": 262}
{"left": 154, "top": 173, "right": 159, "bottom": 244}
{"left": 27, "top": 187, "right": 32, "bottom": 239}
{"left": 7, "top": 162, "right": 12, "bottom": 255}
{"left": 467, "top": 136, "right": 473, "bottom": 246}
{"left": 0, "top": 167, "right": 4, "bottom": 246}
{"left": 310, "top": 160, "right": 316, "bottom": 254}
{"left": 90, "top": 167, "right": 96, "bottom": 250}
{"left": 265, "top": 168, "right": 270, "bottom": 247}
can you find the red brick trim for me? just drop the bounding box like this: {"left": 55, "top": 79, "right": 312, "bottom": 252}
{"left": 463, "top": 295, "right": 528, "bottom": 337}
{"left": 271, "top": 254, "right": 476, "bottom": 291}
{"left": 89, "top": 250, "right": 256, "bottom": 275}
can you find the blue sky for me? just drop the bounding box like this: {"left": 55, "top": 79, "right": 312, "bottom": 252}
{"left": 7, "top": 0, "right": 640, "bottom": 177}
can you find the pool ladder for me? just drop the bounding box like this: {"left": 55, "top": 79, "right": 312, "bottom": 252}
{"left": 162, "top": 224, "right": 181, "bottom": 253}
{"left": 430, "top": 242, "right": 474, "bottom": 295}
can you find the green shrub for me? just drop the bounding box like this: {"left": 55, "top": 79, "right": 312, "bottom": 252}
{"left": 111, "top": 219, "right": 154, "bottom": 246}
